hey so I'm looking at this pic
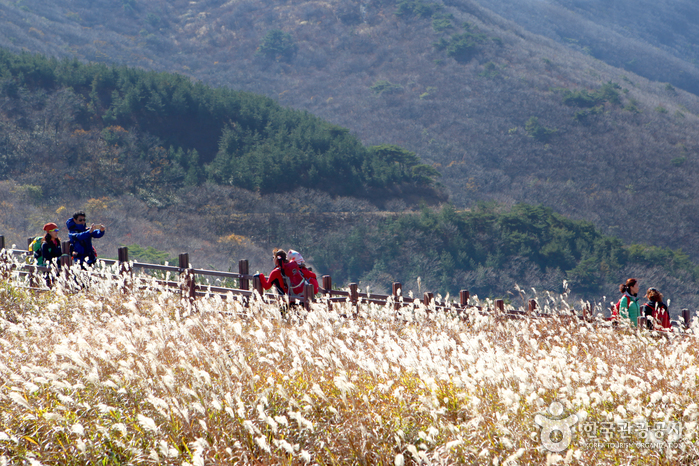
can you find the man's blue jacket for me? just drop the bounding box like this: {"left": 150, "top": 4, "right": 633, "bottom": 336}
{"left": 66, "top": 218, "right": 105, "bottom": 264}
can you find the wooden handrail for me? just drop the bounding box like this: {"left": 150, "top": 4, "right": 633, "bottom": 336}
{"left": 0, "top": 245, "right": 597, "bottom": 314}
{"left": 131, "top": 262, "right": 181, "bottom": 273}
{"left": 190, "top": 268, "right": 245, "bottom": 279}
{"left": 0, "top": 243, "right": 481, "bottom": 311}
{"left": 1, "top": 240, "right": 690, "bottom": 326}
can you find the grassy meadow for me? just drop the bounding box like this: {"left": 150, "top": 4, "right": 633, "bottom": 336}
{"left": 0, "top": 264, "right": 698, "bottom": 465}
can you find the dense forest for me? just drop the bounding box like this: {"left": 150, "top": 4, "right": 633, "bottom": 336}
{"left": 211, "top": 200, "right": 699, "bottom": 305}
{"left": 0, "top": 49, "right": 441, "bottom": 201}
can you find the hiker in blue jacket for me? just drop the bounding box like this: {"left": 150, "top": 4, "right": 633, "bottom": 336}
{"left": 66, "top": 211, "right": 106, "bottom": 266}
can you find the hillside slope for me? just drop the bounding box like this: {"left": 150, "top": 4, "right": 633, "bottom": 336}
{"left": 2, "top": 0, "right": 698, "bottom": 261}
{"left": 473, "top": 0, "right": 699, "bottom": 96}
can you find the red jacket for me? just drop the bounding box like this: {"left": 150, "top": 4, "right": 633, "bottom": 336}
{"left": 259, "top": 260, "right": 307, "bottom": 295}
{"left": 300, "top": 266, "right": 319, "bottom": 294}
{"left": 644, "top": 301, "right": 671, "bottom": 330}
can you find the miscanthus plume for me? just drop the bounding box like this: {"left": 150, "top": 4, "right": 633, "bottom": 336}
{"left": 0, "top": 271, "right": 698, "bottom": 465}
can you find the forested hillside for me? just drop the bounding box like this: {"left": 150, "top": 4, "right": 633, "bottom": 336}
{"left": 3, "top": 178, "right": 699, "bottom": 309}
{"left": 219, "top": 202, "right": 699, "bottom": 306}
{"left": 1, "top": 0, "right": 698, "bottom": 262}
{"left": 0, "top": 50, "right": 440, "bottom": 201}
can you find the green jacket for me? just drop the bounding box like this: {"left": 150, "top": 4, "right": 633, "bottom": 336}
{"left": 620, "top": 294, "right": 640, "bottom": 327}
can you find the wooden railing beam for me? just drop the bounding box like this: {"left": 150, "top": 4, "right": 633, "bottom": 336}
{"left": 6, "top": 234, "right": 635, "bottom": 325}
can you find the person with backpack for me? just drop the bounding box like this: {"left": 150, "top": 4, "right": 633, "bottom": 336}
{"left": 618, "top": 278, "right": 641, "bottom": 327}
{"left": 27, "top": 234, "right": 44, "bottom": 265}
{"left": 256, "top": 248, "right": 309, "bottom": 297}
{"left": 27, "top": 223, "right": 62, "bottom": 267}
{"left": 66, "top": 211, "right": 105, "bottom": 266}
{"left": 40, "top": 223, "right": 63, "bottom": 268}
{"left": 287, "top": 249, "right": 319, "bottom": 294}
{"left": 641, "top": 287, "right": 671, "bottom": 331}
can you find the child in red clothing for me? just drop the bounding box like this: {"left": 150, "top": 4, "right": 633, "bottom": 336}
{"left": 257, "top": 248, "right": 309, "bottom": 296}
{"left": 287, "top": 249, "right": 319, "bottom": 294}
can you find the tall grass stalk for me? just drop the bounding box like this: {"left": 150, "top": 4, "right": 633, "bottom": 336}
{"left": 0, "top": 265, "right": 698, "bottom": 465}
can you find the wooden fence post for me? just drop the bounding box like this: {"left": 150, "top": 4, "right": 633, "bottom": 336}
{"left": 528, "top": 299, "right": 537, "bottom": 315}
{"left": 238, "top": 260, "right": 249, "bottom": 290}
{"left": 60, "top": 241, "right": 72, "bottom": 268}
{"left": 349, "top": 283, "right": 358, "bottom": 306}
{"left": 392, "top": 282, "right": 402, "bottom": 310}
{"left": 59, "top": 255, "right": 71, "bottom": 270}
{"left": 178, "top": 253, "right": 189, "bottom": 270}
{"left": 179, "top": 253, "right": 195, "bottom": 302}
{"left": 117, "top": 247, "right": 131, "bottom": 293}
{"left": 423, "top": 292, "right": 433, "bottom": 308}
{"left": 322, "top": 275, "right": 332, "bottom": 310}
{"left": 459, "top": 290, "right": 469, "bottom": 308}
{"left": 24, "top": 237, "right": 38, "bottom": 286}
{"left": 59, "top": 240, "right": 72, "bottom": 288}
{"left": 117, "top": 247, "right": 128, "bottom": 269}
{"left": 682, "top": 309, "right": 692, "bottom": 329}
{"left": 253, "top": 275, "right": 263, "bottom": 300}
{"left": 303, "top": 283, "right": 314, "bottom": 311}
{"left": 582, "top": 303, "right": 591, "bottom": 322}
{"left": 637, "top": 316, "right": 647, "bottom": 329}
{"left": 495, "top": 299, "right": 504, "bottom": 315}
{"left": 322, "top": 275, "right": 332, "bottom": 292}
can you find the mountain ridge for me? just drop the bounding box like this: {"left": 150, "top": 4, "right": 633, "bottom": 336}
{"left": 471, "top": 0, "right": 699, "bottom": 95}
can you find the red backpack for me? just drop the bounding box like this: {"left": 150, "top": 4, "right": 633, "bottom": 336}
{"left": 281, "top": 260, "right": 309, "bottom": 296}
{"left": 612, "top": 295, "right": 629, "bottom": 318}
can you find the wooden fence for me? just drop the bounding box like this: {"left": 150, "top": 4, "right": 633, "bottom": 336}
{"left": 0, "top": 234, "right": 694, "bottom": 329}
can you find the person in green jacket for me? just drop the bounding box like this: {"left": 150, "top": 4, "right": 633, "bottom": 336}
{"left": 619, "top": 278, "right": 641, "bottom": 327}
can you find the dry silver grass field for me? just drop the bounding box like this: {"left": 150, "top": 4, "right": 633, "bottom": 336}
{"left": 1, "top": 270, "right": 698, "bottom": 465}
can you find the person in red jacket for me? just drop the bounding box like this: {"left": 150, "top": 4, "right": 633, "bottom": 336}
{"left": 287, "top": 249, "right": 319, "bottom": 294}
{"left": 256, "top": 248, "right": 308, "bottom": 296}
{"left": 642, "top": 287, "right": 671, "bottom": 331}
